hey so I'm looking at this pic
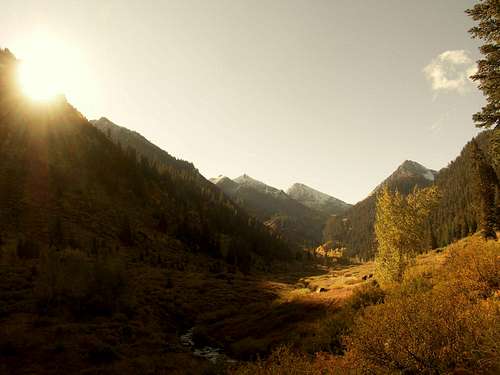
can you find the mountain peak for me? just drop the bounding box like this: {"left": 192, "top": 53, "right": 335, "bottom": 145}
{"left": 232, "top": 174, "right": 287, "bottom": 198}
{"left": 287, "top": 183, "right": 351, "bottom": 215}
{"left": 210, "top": 175, "right": 230, "bottom": 184}
{"left": 234, "top": 174, "right": 260, "bottom": 184}
{"left": 368, "top": 160, "right": 437, "bottom": 198}
{"left": 396, "top": 160, "right": 436, "bottom": 181}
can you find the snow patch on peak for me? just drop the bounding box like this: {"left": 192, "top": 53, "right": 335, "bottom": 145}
{"left": 210, "top": 175, "right": 230, "bottom": 185}
{"left": 234, "top": 174, "right": 262, "bottom": 185}
{"left": 233, "top": 174, "right": 287, "bottom": 198}
{"left": 287, "top": 183, "right": 351, "bottom": 214}
{"left": 397, "top": 160, "right": 436, "bottom": 179}
{"left": 368, "top": 160, "right": 437, "bottom": 197}
{"left": 288, "top": 183, "right": 333, "bottom": 204}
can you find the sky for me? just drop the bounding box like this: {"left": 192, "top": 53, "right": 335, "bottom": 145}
{"left": 1, "top": 0, "right": 485, "bottom": 204}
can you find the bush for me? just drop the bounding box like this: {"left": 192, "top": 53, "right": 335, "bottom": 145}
{"left": 345, "top": 238, "right": 500, "bottom": 374}
{"left": 230, "top": 337, "right": 272, "bottom": 360}
{"left": 346, "top": 290, "right": 500, "bottom": 374}
{"left": 230, "top": 346, "right": 345, "bottom": 375}
{"left": 441, "top": 237, "right": 500, "bottom": 298}
{"left": 35, "top": 248, "right": 132, "bottom": 317}
{"left": 346, "top": 281, "right": 385, "bottom": 311}
{"left": 305, "top": 282, "right": 385, "bottom": 355}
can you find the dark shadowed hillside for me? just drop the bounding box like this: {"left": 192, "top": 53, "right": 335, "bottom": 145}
{"left": 0, "top": 49, "right": 292, "bottom": 270}
{"left": 0, "top": 48, "right": 304, "bottom": 375}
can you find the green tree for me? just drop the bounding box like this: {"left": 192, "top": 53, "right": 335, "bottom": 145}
{"left": 375, "top": 186, "right": 439, "bottom": 284}
{"left": 466, "top": 0, "right": 499, "bottom": 129}
{"left": 467, "top": 1, "right": 500, "bottom": 170}
{"left": 470, "top": 140, "right": 498, "bottom": 239}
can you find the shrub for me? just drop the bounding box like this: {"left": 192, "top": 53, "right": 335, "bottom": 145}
{"left": 301, "top": 282, "right": 385, "bottom": 355}
{"left": 35, "top": 248, "right": 131, "bottom": 317}
{"left": 230, "top": 337, "right": 272, "bottom": 360}
{"left": 441, "top": 237, "right": 500, "bottom": 298}
{"left": 345, "top": 238, "right": 500, "bottom": 374}
{"left": 346, "top": 281, "right": 385, "bottom": 311}
{"left": 230, "top": 345, "right": 345, "bottom": 375}
{"left": 346, "top": 290, "right": 500, "bottom": 374}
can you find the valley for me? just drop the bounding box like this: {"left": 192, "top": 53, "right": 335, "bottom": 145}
{"left": 1, "top": 1, "right": 500, "bottom": 373}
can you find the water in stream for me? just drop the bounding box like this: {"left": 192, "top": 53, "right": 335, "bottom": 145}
{"left": 180, "top": 327, "right": 236, "bottom": 364}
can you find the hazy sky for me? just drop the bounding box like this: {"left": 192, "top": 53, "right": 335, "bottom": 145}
{"left": 1, "top": 0, "right": 484, "bottom": 203}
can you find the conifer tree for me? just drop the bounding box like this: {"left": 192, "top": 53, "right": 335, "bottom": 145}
{"left": 467, "top": 1, "right": 499, "bottom": 169}
{"left": 470, "top": 140, "right": 498, "bottom": 239}
{"left": 466, "top": 0, "right": 499, "bottom": 129}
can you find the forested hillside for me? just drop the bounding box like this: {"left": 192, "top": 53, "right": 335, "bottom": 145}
{"left": 431, "top": 129, "right": 500, "bottom": 246}
{"left": 91, "top": 117, "right": 196, "bottom": 175}
{"left": 324, "top": 161, "right": 437, "bottom": 260}
{"left": 324, "top": 132, "right": 500, "bottom": 260}
{"left": 0, "top": 49, "right": 292, "bottom": 270}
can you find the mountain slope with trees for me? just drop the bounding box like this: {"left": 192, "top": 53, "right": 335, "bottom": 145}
{"left": 0, "top": 49, "right": 292, "bottom": 270}
{"left": 211, "top": 175, "right": 328, "bottom": 247}
{"left": 324, "top": 131, "right": 499, "bottom": 260}
{"left": 324, "top": 160, "right": 437, "bottom": 260}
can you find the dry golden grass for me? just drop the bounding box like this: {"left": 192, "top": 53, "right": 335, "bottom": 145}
{"left": 345, "top": 236, "right": 500, "bottom": 374}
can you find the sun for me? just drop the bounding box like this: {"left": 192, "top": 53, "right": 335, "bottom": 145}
{"left": 16, "top": 35, "right": 79, "bottom": 102}
{"left": 18, "top": 58, "right": 64, "bottom": 101}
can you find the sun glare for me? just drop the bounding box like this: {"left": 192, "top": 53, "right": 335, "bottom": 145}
{"left": 16, "top": 35, "right": 81, "bottom": 102}
{"left": 18, "top": 58, "right": 63, "bottom": 101}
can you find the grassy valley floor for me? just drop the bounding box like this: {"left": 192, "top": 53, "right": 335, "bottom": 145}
{"left": 0, "top": 236, "right": 497, "bottom": 374}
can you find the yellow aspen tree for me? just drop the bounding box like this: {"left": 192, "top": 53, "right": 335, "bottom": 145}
{"left": 375, "top": 186, "right": 439, "bottom": 284}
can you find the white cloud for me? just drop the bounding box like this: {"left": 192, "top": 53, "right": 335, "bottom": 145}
{"left": 423, "top": 50, "right": 477, "bottom": 95}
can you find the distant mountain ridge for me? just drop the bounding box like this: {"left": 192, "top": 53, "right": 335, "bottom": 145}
{"left": 91, "top": 117, "right": 195, "bottom": 174}
{"left": 210, "top": 175, "right": 328, "bottom": 246}
{"left": 234, "top": 174, "right": 289, "bottom": 198}
{"left": 287, "top": 183, "right": 351, "bottom": 215}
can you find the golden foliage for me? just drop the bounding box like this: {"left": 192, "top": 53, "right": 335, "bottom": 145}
{"left": 375, "top": 186, "right": 439, "bottom": 284}
{"left": 230, "top": 346, "right": 348, "bottom": 375}
{"left": 346, "top": 237, "right": 500, "bottom": 374}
